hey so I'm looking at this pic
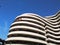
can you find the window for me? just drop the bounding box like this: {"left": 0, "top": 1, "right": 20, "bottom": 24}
{"left": 0, "top": 42, "right": 2, "bottom": 45}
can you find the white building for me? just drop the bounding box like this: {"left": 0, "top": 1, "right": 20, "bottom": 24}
{"left": 6, "top": 11, "right": 60, "bottom": 45}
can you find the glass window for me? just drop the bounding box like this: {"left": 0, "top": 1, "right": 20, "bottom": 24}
{"left": 0, "top": 42, "right": 2, "bottom": 45}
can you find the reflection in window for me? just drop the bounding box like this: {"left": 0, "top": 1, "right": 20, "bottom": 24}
{"left": 0, "top": 42, "right": 2, "bottom": 45}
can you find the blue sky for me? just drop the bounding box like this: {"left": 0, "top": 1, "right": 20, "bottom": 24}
{"left": 0, "top": 0, "right": 60, "bottom": 40}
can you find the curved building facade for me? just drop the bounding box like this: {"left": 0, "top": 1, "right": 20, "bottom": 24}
{"left": 6, "top": 11, "right": 60, "bottom": 45}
